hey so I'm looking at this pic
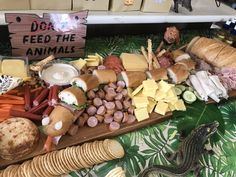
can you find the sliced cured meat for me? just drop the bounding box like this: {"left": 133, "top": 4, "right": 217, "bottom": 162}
{"left": 87, "top": 116, "right": 98, "bottom": 127}
{"left": 109, "top": 121, "right": 121, "bottom": 131}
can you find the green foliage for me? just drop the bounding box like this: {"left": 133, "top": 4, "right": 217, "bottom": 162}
{"left": 172, "top": 101, "right": 225, "bottom": 143}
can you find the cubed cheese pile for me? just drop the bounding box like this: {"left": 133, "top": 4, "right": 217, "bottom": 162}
{"left": 70, "top": 53, "right": 103, "bottom": 70}
{"left": 131, "top": 79, "right": 186, "bottom": 122}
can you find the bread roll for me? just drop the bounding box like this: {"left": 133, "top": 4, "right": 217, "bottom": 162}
{"left": 167, "top": 64, "right": 190, "bottom": 84}
{"left": 71, "top": 74, "right": 99, "bottom": 92}
{"left": 121, "top": 71, "right": 146, "bottom": 88}
{"left": 172, "top": 49, "right": 190, "bottom": 62}
{"left": 186, "top": 36, "right": 200, "bottom": 53}
{"left": 188, "top": 37, "right": 236, "bottom": 68}
{"left": 59, "top": 87, "right": 87, "bottom": 110}
{"left": 177, "top": 59, "right": 196, "bottom": 71}
{"left": 43, "top": 106, "right": 75, "bottom": 137}
{"left": 146, "top": 68, "right": 168, "bottom": 81}
{"left": 93, "top": 69, "right": 117, "bottom": 84}
{"left": 0, "top": 118, "right": 39, "bottom": 160}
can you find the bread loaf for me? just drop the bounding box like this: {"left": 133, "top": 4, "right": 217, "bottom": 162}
{"left": 187, "top": 37, "right": 236, "bottom": 68}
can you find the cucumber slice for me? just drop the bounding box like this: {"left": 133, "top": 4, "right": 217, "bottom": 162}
{"left": 186, "top": 87, "right": 194, "bottom": 92}
{"left": 176, "top": 85, "right": 186, "bottom": 92}
{"left": 174, "top": 87, "right": 182, "bottom": 96}
{"left": 183, "top": 90, "right": 197, "bottom": 104}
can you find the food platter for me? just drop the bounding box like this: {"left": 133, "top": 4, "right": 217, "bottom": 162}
{"left": 1, "top": 90, "right": 236, "bottom": 169}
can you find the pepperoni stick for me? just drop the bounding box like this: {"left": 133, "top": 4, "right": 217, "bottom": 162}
{"left": 10, "top": 109, "right": 42, "bottom": 121}
{"left": 33, "top": 88, "right": 49, "bottom": 106}
{"left": 24, "top": 84, "right": 31, "bottom": 111}
{"left": 29, "top": 100, "right": 48, "bottom": 114}
{"left": 42, "top": 106, "right": 54, "bottom": 118}
{"left": 51, "top": 85, "right": 59, "bottom": 106}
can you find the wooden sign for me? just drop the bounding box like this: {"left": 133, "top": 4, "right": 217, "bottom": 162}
{"left": 5, "top": 11, "right": 88, "bottom": 60}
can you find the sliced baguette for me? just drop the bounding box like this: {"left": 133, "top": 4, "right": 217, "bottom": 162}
{"left": 71, "top": 74, "right": 99, "bottom": 92}
{"left": 167, "top": 64, "right": 190, "bottom": 84}
{"left": 146, "top": 68, "right": 168, "bottom": 81}
{"left": 121, "top": 71, "right": 146, "bottom": 88}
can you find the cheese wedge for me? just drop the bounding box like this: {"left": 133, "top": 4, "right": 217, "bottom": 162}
{"left": 155, "top": 101, "right": 169, "bottom": 115}
{"left": 120, "top": 53, "right": 148, "bottom": 71}
{"left": 135, "top": 107, "right": 149, "bottom": 122}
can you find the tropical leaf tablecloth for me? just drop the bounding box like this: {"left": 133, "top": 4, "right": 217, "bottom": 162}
{"left": 1, "top": 29, "right": 236, "bottom": 177}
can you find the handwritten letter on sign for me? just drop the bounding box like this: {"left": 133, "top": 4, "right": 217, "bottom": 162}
{"left": 5, "top": 11, "right": 88, "bottom": 60}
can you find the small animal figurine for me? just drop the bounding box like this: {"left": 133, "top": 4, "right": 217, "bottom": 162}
{"left": 140, "top": 121, "right": 219, "bottom": 177}
{"left": 173, "top": 0, "right": 193, "bottom": 13}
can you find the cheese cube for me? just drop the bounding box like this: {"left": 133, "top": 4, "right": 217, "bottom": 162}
{"left": 132, "top": 96, "right": 149, "bottom": 108}
{"left": 174, "top": 99, "right": 186, "bottom": 111}
{"left": 86, "top": 60, "right": 100, "bottom": 67}
{"left": 158, "top": 80, "right": 172, "bottom": 93}
{"left": 132, "top": 84, "right": 143, "bottom": 97}
{"left": 135, "top": 107, "right": 149, "bottom": 122}
{"left": 155, "top": 101, "right": 169, "bottom": 115}
{"left": 142, "top": 79, "right": 158, "bottom": 91}
{"left": 70, "top": 59, "right": 87, "bottom": 70}
{"left": 155, "top": 90, "right": 167, "bottom": 101}
{"left": 147, "top": 98, "right": 156, "bottom": 113}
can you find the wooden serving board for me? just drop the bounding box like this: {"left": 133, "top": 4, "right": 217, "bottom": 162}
{"left": 1, "top": 90, "right": 236, "bottom": 169}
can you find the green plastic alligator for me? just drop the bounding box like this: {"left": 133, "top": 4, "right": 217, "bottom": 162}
{"left": 141, "top": 121, "right": 219, "bottom": 177}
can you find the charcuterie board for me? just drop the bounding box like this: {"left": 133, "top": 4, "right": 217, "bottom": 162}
{"left": 1, "top": 90, "right": 236, "bottom": 169}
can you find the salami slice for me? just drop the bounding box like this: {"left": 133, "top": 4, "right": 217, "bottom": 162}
{"left": 87, "top": 116, "right": 98, "bottom": 127}
{"left": 109, "top": 121, "right": 120, "bottom": 131}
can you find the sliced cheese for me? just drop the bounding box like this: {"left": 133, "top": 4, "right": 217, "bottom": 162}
{"left": 143, "top": 88, "right": 156, "bottom": 99}
{"left": 147, "top": 98, "right": 156, "bottom": 113}
{"left": 132, "top": 84, "right": 143, "bottom": 97}
{"left": 120, "top": 53, "right": 148, "bottom": 71}
{"left": 155, "top": 90, "right": 167, "bottom": 101}
{"left": 174, "top": 99, "right": 186, "bottom": 111}
{"left": 127, "top": 87, "right": 133, "bottom": 98}
{"left": 132, "top": 96, "right": 149, "bottom": 108}
{"left": 86, "top": 60, "right": 100, "bottom": 67}
{"left": 155, "top": 101, "right": 169, "bottom": 115}
{"left": 1, "top": 59, "right": 27, "bottom": 79}
{"left": 158, "top": 80, "right": 173, "bottom": 93}
{"left": 70, "top": 59, "right": 87, "bottom": 70}
{"left": 168, "top": 103, "right": 176, "bottom": 111}
{"left": 142, "top": 79, "right": 158, "bottom": 91}
{"left": 135, "top": 107, "right": 149, "bottom": 122}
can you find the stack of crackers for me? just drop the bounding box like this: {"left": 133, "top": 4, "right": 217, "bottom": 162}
{"left": 0, "top": 139, "right": 124, "bottom": 177}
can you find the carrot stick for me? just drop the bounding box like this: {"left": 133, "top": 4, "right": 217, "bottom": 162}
{"left": 44, "top": 136, "right": 53, "bottom": 152}
{"left": 6, "top": 89, "right": 19, "bottom": 95}
{"left": 0, "top": 100, "right": 24, "bottom": 105}
{"left": 0, "top": 94, "right": 24, "bottom": 101}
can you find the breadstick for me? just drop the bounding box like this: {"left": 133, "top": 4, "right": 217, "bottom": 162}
{"left": 155, "top": 40, "right": 164, "bottom": 54}
{"left": 147, "top": 39, "right": 153, "bottom": 70}
{"left": 141, "top": 46, "right": 149, "bottom": 62}
{"left": 151, "top": 52, "right": 160, "bottom": 69}
{"left": 30, "top": 55, "right": 55, "bottom": 71}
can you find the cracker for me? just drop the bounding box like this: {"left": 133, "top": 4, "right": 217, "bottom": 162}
{"left": 86, "top": 142, "right": 97, "bottom": 165}
{"left": 64, "top": 147, "right": 77, "bottom": 171}
{"left": 31, "top": 156, "right": 43, "bottom": 177}
{"left": 81, "top": 143, "right": 93, "bottom": 166}
{"left": 107, "top": 140, "right": 125, "bottom": 159}
{"left": 48, "top": 151, "right": 61, "bottom": 175}
{"left": 70, "top": 146, "right": 82, "bottom": 170}
{"left": 103, "top": 139, "right": 114, "bottom": 159}
{"left": 76, "top": 146, "right": 90, "bottom": 168}
{"left": 26, "top": 162, "right": 37, "bottom": 177}
{"left": 92, "top": 141, "right": 103, "bottom": 163}
{"left": 57, "top": 149, "right": 70, "bottom": 174}
{"left": 98, "top": 141, "right": 111, "bottom": 161}
{"left": 73, "top": 146, "right": 84, "bottom": 169}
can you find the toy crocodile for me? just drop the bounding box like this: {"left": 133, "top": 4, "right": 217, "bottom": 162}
{"left": 141, "top": 121, "right": 219, "bottom": 177}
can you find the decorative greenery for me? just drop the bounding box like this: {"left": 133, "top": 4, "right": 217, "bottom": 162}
{"left": 172, "top": 101, "right": 225, "bottom": 143}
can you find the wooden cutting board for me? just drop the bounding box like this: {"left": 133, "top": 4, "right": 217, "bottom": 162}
{"left": 1, "top": 90, "right": 236, "bottom": 169}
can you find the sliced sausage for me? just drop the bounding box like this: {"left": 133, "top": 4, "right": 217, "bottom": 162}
{"left": 115, "top": 100, "right": 123, "bottom": 110}
{"left": 127, "top": 114, "right": 136, "bottom": 124}
{"left": 106, "top": 109, "right": 115, "bottom": 116}
{"left": 97, "top": 105, "right": 106, "bottom": 115}
{"left": 97, "top": 89, "right": 105, "bottom": 99}
{"left": 104, "top": 102, "right": 116, "bottom": 110}
{"left": 103, "top": 85, "right": 109, "bottom": 92}
{"left": 117, "top": 81, "right": 126, "bottom": 88}
{"left": 95, "top": 114, "right": 104, "bottom": 123}
{"left": 108, "top": 82, "right": 117, "bottom": 89}
{"left": 87, "top": 90, "right": 96, "bottom": 99}
{"left": 106, "top": 88, "right": 117, "bottom": 97}
{"left": 128, "top": 107, "right": 134, "bottom": 114}
{"left": 87, "top": 116, "right": 98, "bottom": 127}
{"left": 104, "top": 115, "right": 113, "bottom": 124}
{"left": 68, "top": 124, "right": 79, "bottom": 136}
{"left": 122, "top": 112, "right": 129, "bottom": 123}
{"left": 115, "top": 93, "right": 123, "bottom": 100}
{"left": 109, "top": 122, "right": 120, "bottom": 131}
{"left": 105, "top": 94, "right": 114, "bottom": 101}
{"left": 86, "top": 105, "right": 97, "bottom": 116}
{"left": 77, "top": 113, "right": 89, "bottom": 127}
{"left": 114, "top": 111, "right": 123, "bottom": 123}
{"left": 93, "top": 97, "right": 103, "bottom": 107}
{"left": 123, "top": 100, "right": 131, "bottom": 109}
{"left": 121, "top": 89, "right": 128, "bottom": 97}
{"left": 116, "top": 86, "right": 123, "bottom": 93}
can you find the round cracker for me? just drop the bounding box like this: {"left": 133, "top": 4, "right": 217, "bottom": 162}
{"left": 48, "top": 151, "right": 61, "bottom": 175}
{"left": 85, "top": 143, "right": 95, "bottom": 165}
{"left": 73, "top": 146, "right": 84, "bottom": 169}
{"left": 76, "top": 146, "right": 90, "bottom": 168}
{"left": 58, "top": 149, "right": 71, "bottom": 174}
{"left": 103, "top": 139, "right": 114, "bottom": 159}
{"left": 68, "top": 147, "right": 80, "bottom": 170}
{"left": 81, "top": 144, "right": 92, "bottom": 167}
{"left": 91, "top": 141, "right": 103, "bottom": 163}
{"left": 98, "top": 141, "right": 111, "bottom": 161}
{"left": 107, "top": 140, "right": 125, "bottom": 159}
{"left": 31, "top": 157, "right": 43, "bottom": 177}
{"left": 69, "top": 146, "right": 82, "bottom": 170}
{"left": 64, "top": 147, "right": 76, "bottom": 171}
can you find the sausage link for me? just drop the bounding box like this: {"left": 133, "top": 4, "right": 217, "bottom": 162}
{"left": 87, "top": 116, "right": 98, "bottom": 127}
{"left": 97, "top": 105, "right": 106, "bottom": 115}
{"left": 93, "top": 97, "right": 103, "bottom": 107}
{"left": 115, "top": 93, "right": 123, "bottom": 101}
{"left": 114, "top": 111, "right": 123, "bottom": 123}
{"left": 68, "top": 124, "right": 79, "bottom": 136}
{"left": 104, "top": 102, "right": 116, "bottom": 110}
{"left": 122, "top": 112, "right": 129, "bottom": 123}
{"left": 127, "top": 114, "right": 136, "bottom": 124}
{"left": 115, "top": 100, "right": 123, "bottom": 110}
{"left": 109, "top": 122, "right": 120, "bottom": 131}
{"left": 86, "top": 105, "right": 97, "bottom": 116}
{"left": 123, "top": 100, "right": 131, "bottom": 109}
